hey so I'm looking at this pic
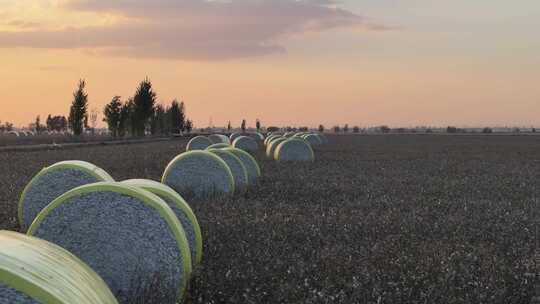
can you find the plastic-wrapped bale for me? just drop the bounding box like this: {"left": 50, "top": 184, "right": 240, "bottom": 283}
{"left": 264, "top": 135, "right": 280, "bottom": 146}
{"left": 283, "top": 132, "right": 296, "bottom": 137}
{"left": 27, "top": 182, "right": 192, "bottom": 304}
{"left": 267, "top": 135, "right": 285, "bottom": 146}
{"left": 303, "top": 133, "right": 323, "bottom": 146}
{"left": 121, "top": 179, "right": 203, "bottom": 267}
{"left": 0, "top": 231, "right": 118, "bottom": 304}
{"left": 206, "top": 143, "right": 230, "bottom": 150}
{"left": 208, "top": 149, "right": 248, "bottom": 192}
{"left": 232, "top": 136, "right": 258, "bottom": 153}
{"left": 186, "top": 136, "right": 212, "bottom": 151}
{"left": 263, "top": 135, "right": 274, "bottom": 145}
{"left": 268, "top": 131, "right": 284, "bottom": 137}
{"left": 223, "top": 148, "right": 261, "bottom": 186}
{"left": 266, "top": 137, "right": 288, "bottom": 159}
{"left": 208, "top": 134, "right": 231, "bottom": 145}
{"left": 18, "top": 160, "right": 114, "bottom": 230}
{"left": 247, "top": 132, "right": 264, "bottom": 142}
{"left": 229, "top": 132, "right": 243, "bottom": 143}
{"left": 317, "top": 133, "right": 328, "bottom": 144}
{"left": 162, "top": 151, "right": 235, "bottom": 200}
{"left": 6, "top": 131, "right": 19, "bottom": 137}
{"left": 275, "top": 138, "right": 315, "bottom": 162}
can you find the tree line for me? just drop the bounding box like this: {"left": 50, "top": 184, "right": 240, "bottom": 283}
{"left": 63, "top": 78, "right": 193, "bottom": 137}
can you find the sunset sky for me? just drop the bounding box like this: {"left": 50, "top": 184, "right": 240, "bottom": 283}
{"left": 0, "top": 0, "right": 539, "bottom": 129}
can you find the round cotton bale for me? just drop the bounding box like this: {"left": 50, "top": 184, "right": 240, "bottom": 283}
{"left": 209, "top": 134, "right": 231, "bottom": 145}
{"left": 206, "top": 143, "right": 230, "bottom": 150}
{"left": 223, "top": 148, "right": 261, "bottom": 186}
{"left": 275, "top": 138, "right": 315, "bottom": 162}
{"left": 208, "top": 149, "right": 248, "bottom": 192}
{"left": 229, "top": 132, "right": 243, "bottom": 142}
{"left": 28, "top": 182, "right": 192, "bottom": 304}
{"left": 162, "top": 151, "right": 235, "bottom": 200}
{"left": 266, "top": 137, "right": 288, "bottom": 159}
{"left": 186, "top": 136, "right": 212, "bottom": 151}
{"left": 303, "top": 133, "right": 323, "bottom": 146}
{"left": 312, "top": 132, "right": 327, "bottom": 144}
{"left": 121, "top": 179, "right": 203, "bottom": 267}
{"left": 0, "top": 231, "right": 118, "bottom": 304}
{"left": 267, "top": 135, "right": 285, "bottom": 146}
{"left": 269, "top": 131, "right": 284, "bottom": 137}
{"left": 248, "top": 132, "right": 264, "bottom": 141}
{"left": 18, "top": 160, "right": 114, "bottom": 230}
{"left": 266, "top": 136, "right": 286, "bottom": 154}
{"left": 232, "top": 136, "right": 258, "bottom": 153}
{"left": 264, "top": 134, "right": 280, "bottom": 146}
{"left": 283, "top": 132, "right": 296, "bottom": 138}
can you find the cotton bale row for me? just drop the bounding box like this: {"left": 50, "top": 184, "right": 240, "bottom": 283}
{"left": 207, "top": 149, "right": 249, "bottom": 192}
{"left": 267, "top": 131, "right": 284, "bottom": 137}
{"left": 232, "top": 136, "right": 258, "bottom": 153}
{"left": 162, "top": 151, "right": 235, "bottom": 200}
{"left": 121, "top": 179, "right": 202, "bottom": 266}
{"left": 206, "top": 143, "right": 231, "bottom": 150}
{"left": 27, "top": 182, "right": 192, "bottom": 304}
{"left": 310, "top": 132, "right": 327, "bottom": 144}
{"left": 274, "top": 132, "right": 326, "bottom": 147}
{"left": 18, "top": 131, "right": 35, "bottom": 137}
{"left": 18, "top": 160, "right": 115, "bottom": 230}
{"left": 223, "top": 147, "right": 261, "bottom": 186}
{"left": 284, "top": 132, "right": 296, "bottom": 137}
{"left": 231, "top": 132, "right": 264, "bottom": 142}
{"left": 0, "top": 230, "right": 118, "bottom": 304}
{"left": 162, "top": 148, "right": 260, "bottom": 201}
{"left": 6, "top": 131, "right": 20, "bottom": 137}
{"left": 266, "top": 135, "right": 284, "bottom": 146}
{"left": 186, "top": 136, "right": 212, "bottom": 151}
{"left": 302, "top": 133, "right": 323, "bottom": 146}
{"left": 229, "top": 132, "right": 243, "bottom": 142}
{"left": 266, "top": 137, "right": 288, "bottom": 159}
{"left": 264, "top": 134, "right": 319, "bottom": 162}
{"left": 248, "top": 132, "right": 265, "bottom": 142}
{"left": 208, "top": 134, "right": 231, "bottom": 145}
{"left": 264, "top": 134, "right": 281, "bottom": 146}
{"left": 275, "top": 138, "right": 315, "bottom": 162}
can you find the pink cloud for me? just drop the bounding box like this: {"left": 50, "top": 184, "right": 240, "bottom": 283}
{"left": 0, "top": 0, "right": 388, "bottom": 60}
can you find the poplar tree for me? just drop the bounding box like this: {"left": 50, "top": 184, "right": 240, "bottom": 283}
{"left": 68, "top": 79, "right": 88, "bottom": 136}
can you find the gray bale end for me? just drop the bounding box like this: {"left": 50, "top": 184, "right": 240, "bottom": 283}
{"left": 28, "top": 183, "right": 191, "bottom": 304}
{"left": 186, "top": 136, "right": 212, "bottom": 151}
{"left": 162, "top": 151, "right": 235, "bottom": 200}
{"left": 275, "top": 138, "right": 315, "bottom": 162}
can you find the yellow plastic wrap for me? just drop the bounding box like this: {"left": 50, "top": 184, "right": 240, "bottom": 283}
{"left": 0, "top": 230, "right": 118, "bottom": 304}
{"left": 27, "top": 182, "right": 192, "bottom": 301}
{"left": 18, "top": 160, "right": 115, "bottom": 229}
{"left": 121, "top": 179, "right": 203, "bottom": 265}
